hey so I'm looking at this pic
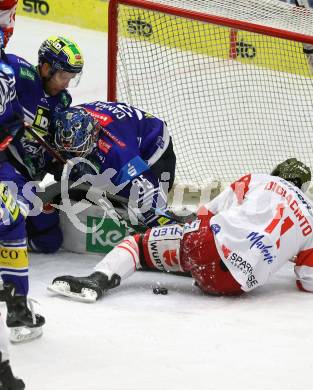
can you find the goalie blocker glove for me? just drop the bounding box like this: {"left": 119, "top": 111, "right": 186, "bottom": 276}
{"left": 48, "top": 272, "right": 121, "bottom": 303}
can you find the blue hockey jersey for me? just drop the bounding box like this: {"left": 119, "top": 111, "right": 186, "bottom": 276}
{"left": 74, "top": 101, "right": 172, "bottom": 227}
{"left": 6, "top": 54, "right": 72, "bottom": 180}
{"left": 0, "top": 61, "right": 22, "bottom": 123}
{"left": 0, "top": 60, "right": 29, "bottom": 295}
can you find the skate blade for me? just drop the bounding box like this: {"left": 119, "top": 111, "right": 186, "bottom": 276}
{"left": 47, "top": 282, "right": 97, "bottom": 303}
{"left": 10, "top": 326, "right": 43, "bottom": 344}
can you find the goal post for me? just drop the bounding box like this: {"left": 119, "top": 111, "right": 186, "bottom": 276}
{"left": 107, "top": 0, "right": 313, "bottom": 192}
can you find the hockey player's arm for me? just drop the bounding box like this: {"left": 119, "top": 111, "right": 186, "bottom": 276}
{"left": 294, "top": 248, "right": 313, "bottom": 292}
{"left": 202, "top": 174, "right": 252, "bottom": 215}
{"left": 119, "top": 169, "right": 172, "bottom": 227}
{"left": 0, "top": 1, "right": 18, "bottom": 49}
{"left": 0, "top": 112, "right": 24, "bottom": 151}
{"left": 0, "top": 62, "right": 25, "bottom": 151}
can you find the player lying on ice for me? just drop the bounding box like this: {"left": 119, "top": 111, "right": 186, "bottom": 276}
{"left": 51, "top": 101, "right": 176, "bottom": 228}
{"left": 48, "top": 157, "right": 313, "bottom": 302}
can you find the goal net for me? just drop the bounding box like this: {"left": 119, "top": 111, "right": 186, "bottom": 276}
{"left": 107, "top": 0, "right": 313, "bottom": 192}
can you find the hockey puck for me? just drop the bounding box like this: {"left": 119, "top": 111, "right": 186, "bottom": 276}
{"left": 153, "top": 287, "right": 168, "bottom": 295}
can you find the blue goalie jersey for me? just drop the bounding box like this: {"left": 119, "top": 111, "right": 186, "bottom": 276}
{"left": 75, "top": 101, "right": 172, "bottom": 227}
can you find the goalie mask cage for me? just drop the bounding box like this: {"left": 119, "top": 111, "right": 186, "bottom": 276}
{"left": 108, "top": 0, "right": 313, "bottom": 190}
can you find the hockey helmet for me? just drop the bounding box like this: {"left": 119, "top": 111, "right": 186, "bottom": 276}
{"left": 53, "top": 107, "right": 98, "bottom": 157}
{"left": 271, "top": 158, "right": 311, "bottom": 192}
{"left": 38, "top": 36, "right": 84, "bottom": 76}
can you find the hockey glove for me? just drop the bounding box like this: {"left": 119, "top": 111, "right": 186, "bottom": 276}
{"left": 0, "top": 113, "right": 25, "bottom": 152}
{"left": 67, "top": 159, "right": 99, "bottom": 182}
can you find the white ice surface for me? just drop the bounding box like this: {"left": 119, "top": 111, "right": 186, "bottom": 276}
{"left": 2, "top": 16, "right": 313, "bottom": 390}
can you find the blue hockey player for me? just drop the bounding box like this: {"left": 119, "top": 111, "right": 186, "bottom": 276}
{"left": 53, "top": 101, "right": 176, "bottom": 228}
{"left": 0, "top": 4, "right": 26, "bottom": 388}
{"left": 5, "top": 35, "right": 84, "bottom": 254}
{"left": 0, "top": 57, "right": 44, "bottom": 353}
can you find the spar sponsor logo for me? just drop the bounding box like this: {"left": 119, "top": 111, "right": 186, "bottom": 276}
{"left": 246, "top": 232, "right": 275, "bottom": 264}
{"left": 222, "top": 244, "right": 258, "bottom": 288}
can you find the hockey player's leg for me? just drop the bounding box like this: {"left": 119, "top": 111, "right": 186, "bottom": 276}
{"left": 0, "top": 353, "right": 25, "bottom": 390}
{"left": 48, "top": 272, "right": 121, "bottom": 303}
{"left": 26, "top": 203, "right": 63, "bottom": 253}
{"left": 48, "top": 234, "right": 143, "bottom": 302}
{"left": 0, "top": 176, "right": 45, "bottom": 342}
{"left": 4, "top": 283, "right": 45, "bottom": 343}
{"left": 0, "top": 314, "right": 25, "bottom": 390}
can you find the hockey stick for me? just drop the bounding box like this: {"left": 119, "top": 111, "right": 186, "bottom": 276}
{"left": 41, "top": 179, "right": 195, "bottom": 225}
{"left": 25, "top": 125, "right": 67, "bottom": 165}
{"left": 39, "top": 179, "right": 129, "bottom": 205}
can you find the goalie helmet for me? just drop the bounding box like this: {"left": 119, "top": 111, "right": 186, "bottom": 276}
{"left": 38, "top": 35, "right": 84, "bottom": 75}
{"left": 53, "top": 107, "right": 98, "bottom": 157}
{"left": 271, "top": 158, "right": 311, "bottom": 192}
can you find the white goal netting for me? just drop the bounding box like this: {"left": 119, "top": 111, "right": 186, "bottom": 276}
{"left": 108, "top": 0, "right": 313, "bottom": 190}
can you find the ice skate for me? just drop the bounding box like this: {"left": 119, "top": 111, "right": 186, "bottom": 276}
{"left": 47, "top": 272, "right": 121, "bottom": 303}
{"left": 0, "top": 357, "right": 25, "bottom": 390}
{"left": 5, "top": 288, "right": 45, "bottom": 344}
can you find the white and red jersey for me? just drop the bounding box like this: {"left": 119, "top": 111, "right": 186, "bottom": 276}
{"left": 205, "top": 173, "right": 313, "bottom": 292}
{"left": 94, "top": 173, "right": 313, "bottom": 295}
{"left": 0, "top": 0, "right": 17, "bottom": 47}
